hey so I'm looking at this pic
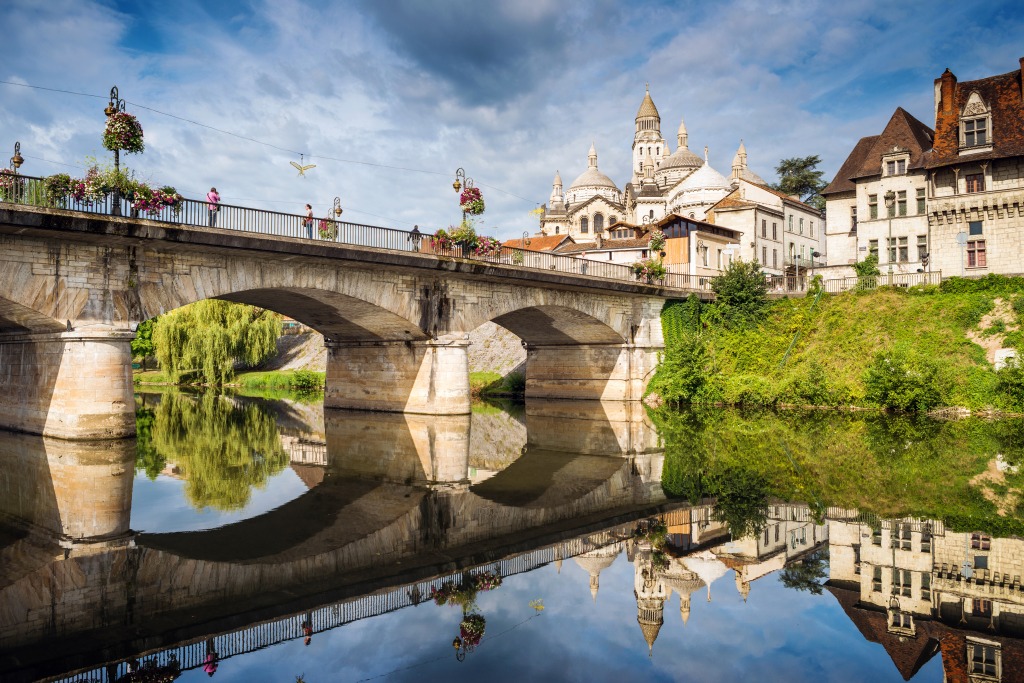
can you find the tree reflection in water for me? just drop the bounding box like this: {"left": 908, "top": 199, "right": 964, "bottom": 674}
{"left": 135, "top": 392, "right": 289, "bottom": 510}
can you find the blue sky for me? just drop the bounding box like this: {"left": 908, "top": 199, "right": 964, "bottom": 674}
{"left": 2, "top": 0, "right": 1022, "bottom": 239}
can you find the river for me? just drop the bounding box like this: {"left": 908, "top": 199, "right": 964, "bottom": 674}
{"left": 1, "top": 390, "right": 1022, "bottom": 682}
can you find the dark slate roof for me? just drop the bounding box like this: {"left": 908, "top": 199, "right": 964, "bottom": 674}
{"left": 822, "top": 135, "right": 879, "bottom": 195}
{"left": 928, "top": 60, "right": 1024, "bottom": 168}
{"left": 850, "top": 108, "right": 935, "bottom": 180}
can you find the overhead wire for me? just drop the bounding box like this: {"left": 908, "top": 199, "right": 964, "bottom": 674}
{"left": 1, "top": 79, "right": 536, "bottom": 206}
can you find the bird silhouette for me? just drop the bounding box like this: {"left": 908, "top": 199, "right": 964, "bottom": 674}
{"left": 290, "top": 161, "right": 316, "bottom": 177}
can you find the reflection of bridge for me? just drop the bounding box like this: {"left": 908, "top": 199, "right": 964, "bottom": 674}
{"left": 0, "top": 400, "right": 666, "bottom": 682}
{"left": 0, "top": 202, "right": 679, "bottom": 439}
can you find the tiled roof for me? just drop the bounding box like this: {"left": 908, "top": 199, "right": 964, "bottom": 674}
{"left": 556, "top": 235, "right": 652, "bottom": 253}
{"left": 850, "top": 107, "right": 935, "bottom": 179}
{"left": 822, "top": 135, "right": 879, "bottom": 195}
{"left": 502, "top": 234, "right": 574, "bottom": 251}
{"left": 748, "top": 181, "right": 822, "bottom": 213}
{"left": 928, "top": 60, "right": 1024, "bottom": 168}
{"left": 709, "top": 195, "right": 759, "bottom": 211}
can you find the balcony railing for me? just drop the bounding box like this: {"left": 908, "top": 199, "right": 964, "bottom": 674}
{"left": 0, "top": 174, "right": 713, "bottom": 293}
{"left": 822, "top": 271, "right": 942, "bottom": 294}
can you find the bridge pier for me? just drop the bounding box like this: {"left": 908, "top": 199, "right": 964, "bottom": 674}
{"left": 0, "top": 331, "right": 135, "bottom": 439}
{"left": 524, "top": 343, "right": 661, "bottom": 402}
{"left": 324, "top": 336, "right": 471, "bottom": 415}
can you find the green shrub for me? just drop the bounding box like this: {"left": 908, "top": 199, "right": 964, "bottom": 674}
{"left": 954, "top": 294, "right": 994, "bottom": 328}
{"left": 787, "top": 360, "right": 840, "bottom": 406}
{"left": 996, "top": 359, "right": 1024, "bottom": 412}
{"left": 710, "top": 260, "right": 769, "bottom": 325}
{"left": 1013, "top": 296, "right": 1024, "bottom": 318}
{"left": 852, "top": 254, "right": 881, "bottom": 277}
{"left": 720, "top": 374, "right": 778, "bottom": 407}
{"left": 661, "top": 296, "right": 703, "bottom": 344}
{"left": 649, "top": 333, "right": 714, "bottom": 404}
{"left": 291, "top": 370, "right": 325, "bottom": 392}
{"left": 863, "top": 346, "right": 942, "bottom": 411}
{"left": 940, "top": 274, "right": 1024, "bottom": 294}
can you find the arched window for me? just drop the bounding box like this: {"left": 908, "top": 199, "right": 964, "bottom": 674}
{"left": 649, "top": 210, "right": 655, "bottom": 219}
{"left": 580, "top": 217, "right": 588, "bottom": 233}
{"left": 555, "top": 226, "right": 560, "bottom": 234}
{"left": 610, "top": 216, "right": 617, "bottom": 225}
{"left": 594, "top": 213, "right": 604, "bottom": 233}
{"left": 656, "top": 147, "right": 660, "bottom": 156}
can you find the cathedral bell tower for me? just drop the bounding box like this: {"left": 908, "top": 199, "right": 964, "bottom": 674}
{"left": 632, "top": 84, "right": 667, "bottom": 184}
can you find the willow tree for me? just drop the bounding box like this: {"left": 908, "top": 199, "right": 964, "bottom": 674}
{"left": 153, "top": 300, "right": 280, "bottom": 385}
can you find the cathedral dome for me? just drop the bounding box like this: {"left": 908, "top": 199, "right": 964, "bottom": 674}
{"left": 659, "top": 146, "right": 704, "bottom": 172}
{"left": 678, "top": 161, "right": 731, "bottom": 192}
{"left": 636, "top": 88, "right": 660, "bottom": 120}
{"left": 569, "top": 167, "right": 619, "bottom": 191}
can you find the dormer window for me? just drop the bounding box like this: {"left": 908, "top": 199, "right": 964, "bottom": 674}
{"left": 885, "top": 159, "right": 907, "bottom": 176}
{"left": 882, "top": 147, "right": 909, "bottom": 176}
{"left": 960, "top": 92, "right": 993, "bottom": 153}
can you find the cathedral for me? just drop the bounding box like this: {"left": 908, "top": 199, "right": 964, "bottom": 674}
{"left": 539, "top": 86, "right": 765, "bottom": 239}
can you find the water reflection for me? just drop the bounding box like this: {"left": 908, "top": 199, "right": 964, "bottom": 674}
{"left": 2, "top": 401, "right": 1024, "bottom": 682}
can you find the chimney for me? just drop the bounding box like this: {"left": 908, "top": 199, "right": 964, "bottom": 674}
{"left": 937, "top": 68, "right": 957, "bottom": 115}
{"left": 1020, "top": 57, "right": 1024, "bottom": 101}
{"left": 595, "top": 233, "right": 603, "bottom": 249}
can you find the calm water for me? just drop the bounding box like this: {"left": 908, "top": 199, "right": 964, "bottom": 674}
{"left": 1, "top": 391, "right": 1023, "bottom": 682}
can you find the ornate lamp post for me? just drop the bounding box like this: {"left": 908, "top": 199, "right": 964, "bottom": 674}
{"left": 10, "top": 142, "right": 23, "bottom": 173}
{"left": 884, "top": 189, "right": 897, "bottom": 277}
{"left": 453, "top": 167, "right": 473, "bottom": 222}
{"left": 522, "top": 230, "right": 531, "bottom": 248}
{"left": 105, "top": 86, "right": 126, "bottom": 215}
{"left": 333, "top": 196, "right": 343, "bottom": 218}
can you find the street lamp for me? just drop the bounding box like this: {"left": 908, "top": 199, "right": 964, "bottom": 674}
{"left": 10, "top": 142, "right": 23, "bottom": 173}
{"left": 105, "top": 86, "right": 126, "bottom": 216}
{"left": 333, "top": 196, "right": 343, "bottom": 218}
{"left": 453, "top": 168, "right": 473, "bottom": 222}
{"left": 884, "top": 189, "right": 896, "bottom": 277}
{"left": 522, "top": 230, "right": 531, "bottom": 248}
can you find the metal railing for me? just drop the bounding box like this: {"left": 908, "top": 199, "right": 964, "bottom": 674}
{"left": 765, "top": 274, "right": 808, "bottom": 294}
{"left": 822, "top": 271, "right": 942, "bottom": 294}
{"left": 0, "top": 174, "right": 711, "bottom": 294}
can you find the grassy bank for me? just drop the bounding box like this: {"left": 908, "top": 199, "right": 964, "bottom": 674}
{"left": 135, "top": 368, "right": 325, "bottom": 393}
{"left": 470, "top": 371, "right": 526, "bottom": 398}
{"left": 650, "top": 274, "right": 1024, "bottom": 412}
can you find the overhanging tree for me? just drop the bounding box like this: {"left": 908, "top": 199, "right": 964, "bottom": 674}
{"left": 771, "top": 155, "right": 827, "bottom": 212}
{"left": 153, "top": 300, "right": 280, "bottom": 385}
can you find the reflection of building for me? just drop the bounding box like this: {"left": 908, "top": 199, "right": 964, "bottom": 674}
{"left": 827, "top": 512, "right": 1024, "bottom": 681}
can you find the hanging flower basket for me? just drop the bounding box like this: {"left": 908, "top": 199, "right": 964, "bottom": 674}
{"left": 0, "top": 169, "right": 25, "bottom": 202}
{"left": 318, "top": 218, "right": 337, "bottom": 240}
{"left": 43, "top": 173, "right": 74, "bottom": 206}
{"left": 631, "top": 257, "right": 666, "bottom": 283}
{"left": 473, "top": 235, "right": 502, "bottom": 259}
{"left": 459, "top": 614, "right": 486, "bottom": 649}
{"left": 648, "top": 228, "right": 666, "bottom": 252}
{"left": 103, "top": 111, "right": 145, "bottom": 154}
{"left": 69, "top": 166, "right": 110, "bottom": 206}
{"left": 460, "top": 186, "right": 485, "bottom": 215}
{"left": 432, "top": 228, "right": 454, "bottom": 251}
{"left": 129, "top": 182, "right": 183, "bottom": 216}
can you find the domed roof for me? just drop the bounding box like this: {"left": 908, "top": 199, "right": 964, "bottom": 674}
{"left": 636, "top": 88, "right": 660, "bottom": 120}
{"left": 678, "top": 160, "right": 731, "bottom": 191}
{"left": 569, "top": 143, "right": 619, "bottom": 191}
{"left": 660, "top": 145, "right": 704, "bottom": 172}
{"left": 739, "top": 168, "right": 767, "bottom": 185}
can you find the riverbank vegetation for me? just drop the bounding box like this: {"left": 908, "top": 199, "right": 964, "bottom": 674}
{"left": 651, "top": 406, "right": 1024, "bottom": 537}
{"left": 649, "top": 266, "right": 1024, "bottom": 412}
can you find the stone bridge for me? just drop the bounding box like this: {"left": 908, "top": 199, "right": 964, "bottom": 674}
{"left": 0, "top": 205, "right": 679, "bottom": 439}
{"left": 0, "top": 401, "right": 668, "bottom": 680}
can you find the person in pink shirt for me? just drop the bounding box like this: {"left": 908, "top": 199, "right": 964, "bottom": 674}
{"left": 206, "top": 187, "right": 221, "bottom": 227}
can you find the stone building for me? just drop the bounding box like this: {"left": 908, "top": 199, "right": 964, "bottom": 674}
{"left": 823, "top": 58, "right": 1024, "bottom": 278}
{"left": 538, "top": 87, "right": 762, "bottom": 240}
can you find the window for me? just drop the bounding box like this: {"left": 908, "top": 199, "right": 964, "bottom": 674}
{"left": 916, "top": 188, "right": 926, "bottom": 214}
{"left": 967, "top": 240, "right": 987, "bottom": 268}
{"left": 966, "top": 172, "right": 985, "bottom": 193}
{"left": 851, "top": 206, "right": 858, "bottom": 232}
{"left": 868, "top": 194, "right": 878, "bottom": 219}
{"left": 975, "top": 555, "right": 989, "bottom": 570}
{"left": 772, "top": 223, "right": 778, "bottom": 240}
{"left": 973, "top": 599, "right": 992, "bottom": 618}
{"left": 887, "top": 196, "right": 896, "bottom": 218}
{"left": 610, "top": 216, "right": 617, "bottom": 225}
{"left": 969, "top": 220, "right": 983, "bottom": 236}
{"left": 889, "top": 611, "right": 913, "bottom": 632}
{"left": 555, "top": 226, "right": 560, "bottom": 234}
{"left": 968, "top": 640, "right": 999, "bottom": 677}
{"left": 892, "top": 523, "right": 912, "bottom": 550}
{"left": 898, "top": 237, "right": 908, "bottom": 262}
{"left": 894, "top": 568, "right": 912, "bottom": 597}
{"left": 799, "top": 217, "right": 804, "bottom": 235}
{"left": 921, "top": 572, "right": 931, "bottom": 601}
{"left": 869, "top": 239, "right": 879, "bottom": 259}
{"left": 774, "top": 524, "right": 780, "bottom": 542}
{"left": 580, "top": 217, "right": 588, "bottom": 234}
{"left": 917, "top": 235, "right": 928, "bottom": 263}
{"left": 762, "top": 246, "right": 767, "bottom": 265}
{"left": 772, "top": 249, "right": 777, "bottom": 268}
{"left": 594, "top": 214, "right": 604, "bottom": 233}
{"left": 897, "top": 190, "right": 907, "bottom": 216}
{"left": 788, "top": 215, "right": 793, "bottom": 232}
{"left": 810, "top": 221, "right": 814, "bottom": 238}
{"left": 898, "top": 159, "right": 906, "bottom": 175}
{"left": 872, "top": 566, "right": 883, "bottom": 591}
{"left": 762, "top": 219, "right": 767, "bottom": 238}
{"left": 886, "top": 160, "right": 895, "bottom": 176}
{"left": 972, "top": 533, "right": 992, "bottom": 550}
{"left": 871, "top": 526, "right": 882, "bottom": 546}
{"left": 641, "top": 249, "right": 648, "bottom": 259}
{"left": 887, "top": 237, "right": 897, "bottom": 263}
{"left": 854, "top": 545, "right": 861, "bottom": 574}
{"left": 964, "top": 117, "right": 988, "bottom": 147}
{"left": 921, "top": 524, "right": 932, "bottom": 553}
